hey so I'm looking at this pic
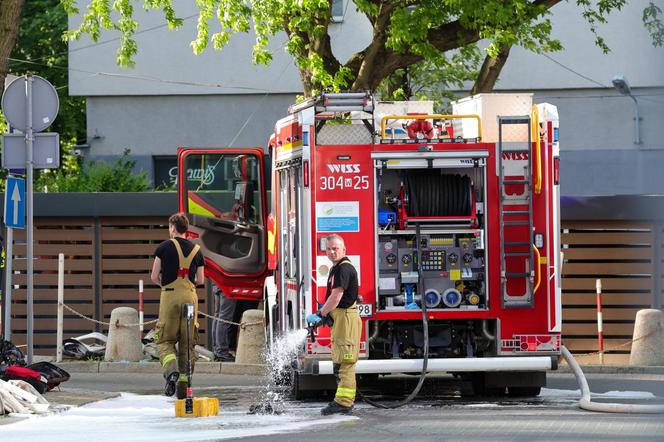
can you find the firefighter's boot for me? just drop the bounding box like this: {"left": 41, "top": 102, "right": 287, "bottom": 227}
{"left": 321, "top": 401, "right": 352, "bottom": 415}
{"left": 329, "top": 305, "right": 362, "bottom": 409}
{"left": 164, "top": 372, "right": 178, "bottom": 397}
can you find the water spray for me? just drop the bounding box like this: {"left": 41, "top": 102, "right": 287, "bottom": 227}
{"left": 248, "top": 329, "right": 309, "bottom": 415}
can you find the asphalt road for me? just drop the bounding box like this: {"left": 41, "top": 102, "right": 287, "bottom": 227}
{"left": 4, "top": 371, "right": 664, "bottom": 441}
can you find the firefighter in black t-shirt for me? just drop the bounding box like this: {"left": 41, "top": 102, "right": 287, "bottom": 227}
{"left": 307, "top": 233, "right": 361, "bottom": 415}
{"left": 151, "top": 213, "right": 204, "bottom": 398}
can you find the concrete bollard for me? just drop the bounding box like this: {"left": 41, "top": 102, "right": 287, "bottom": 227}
{"left": 104, "top": 307, "right": 143, "bottom": 362}
{"left": 235, "top": 309, "right": 265, "bottom": 364}
{"left": 629, "top": 309, "right": 664, "bottom": 366}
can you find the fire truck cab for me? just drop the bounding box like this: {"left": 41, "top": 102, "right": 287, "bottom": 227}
{"left": 177, "top": 91, "right": 562, "bottom": 397}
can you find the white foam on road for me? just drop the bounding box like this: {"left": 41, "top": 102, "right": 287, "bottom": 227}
{"left": 2, "top": 393, "right": 356, "bottom": 441}
{"left": 541, "top": 388, "right": 656, "bottom": 399}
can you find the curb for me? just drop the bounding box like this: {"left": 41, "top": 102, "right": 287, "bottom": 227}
{"left": 55, "top": 361, "right": 267, "bottom": 376}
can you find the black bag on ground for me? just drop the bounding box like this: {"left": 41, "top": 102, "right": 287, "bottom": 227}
{"left": 27, "top": 361, "right": 70, "bottom": 391}
{"left": 0, "top": 339, "right": 25, "bottom": 366}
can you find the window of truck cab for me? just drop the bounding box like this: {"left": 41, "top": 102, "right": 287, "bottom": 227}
{"left": 182, "top": 152, "right": 263, "bottom": 225}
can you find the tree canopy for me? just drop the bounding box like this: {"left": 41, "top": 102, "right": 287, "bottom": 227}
{"left": 62, "top": 0, "right": 663, "bottom": 97}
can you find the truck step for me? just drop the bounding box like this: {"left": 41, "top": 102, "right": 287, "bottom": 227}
{"left": 499, "top": 116, "right": 530, "bottom": 125}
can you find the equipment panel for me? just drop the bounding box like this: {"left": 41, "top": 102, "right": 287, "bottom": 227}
{"left": 376, "top": 232, "right": 487, "bottom": 311}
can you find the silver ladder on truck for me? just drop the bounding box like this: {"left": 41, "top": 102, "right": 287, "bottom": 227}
{"left": 498, "top": 115, "right": 535, "bottom": 308}
{"left": 288, "top": 91, "right": 376, "bottom": 144}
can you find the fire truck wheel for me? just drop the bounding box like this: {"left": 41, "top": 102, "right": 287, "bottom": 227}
{"left": 290, "top": 371, "right": 305, "bottom": 400}
{"left": 290, "top": 371, "right": 317, "bottom": 400}
{"left": 483, "top": 387, "right": 507, "bottom": 397}
{"left": 290, "top": 371, "right": 336, "bottom": 400}
{"left": 470, "top": 374, "right": 506, "bottom": 397}
{"left": 507, "top": 386, "right": 541, "bottom": 397}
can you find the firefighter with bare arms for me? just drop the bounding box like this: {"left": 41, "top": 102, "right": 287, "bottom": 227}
{"left": 307, "top": 234, "right": 361, "bottom": 415}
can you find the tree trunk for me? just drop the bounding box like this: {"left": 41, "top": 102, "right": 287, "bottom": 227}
{"left": 470, "top": 43, "right": 512, "bottom": 95}
{"left": 0, "top": 0, "right": 25, "bottom": 90}
{"left": 299, "top": 68, "right": 314, "bottom": 98}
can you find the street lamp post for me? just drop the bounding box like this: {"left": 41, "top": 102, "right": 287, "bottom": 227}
{"left": 612, "top": 75, "right": 641, "bottom": 145}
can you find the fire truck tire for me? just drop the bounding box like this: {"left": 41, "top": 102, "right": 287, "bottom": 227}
{"left": 290, "top": 371, "right": 336, "bottom": 400}
{"left": 507, "top": 386, "right": 542, "bottom": 397}
{"left": 470, "top": 373, "right": 506, "bottom": 397}
{"left": 290, "top": 371, "right": 307, "bottom": 400}
{"left": 480, "top": 386, "right": 507, "bottom": 397}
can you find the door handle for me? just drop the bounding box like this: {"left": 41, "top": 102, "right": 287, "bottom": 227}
{"left": 210, "top": 219, "right": 239, "bottom": 232}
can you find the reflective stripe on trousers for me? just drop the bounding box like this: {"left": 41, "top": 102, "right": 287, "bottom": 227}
{"left": 330, "top": 305, "right": 362, "bottom": 407}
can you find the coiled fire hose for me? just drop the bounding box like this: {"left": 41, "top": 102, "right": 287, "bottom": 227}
{"left": 561, "top": 345, "right": 664, "bottom": 413}
{"left": 405, "top": 172, "right": 471, "bottom": 217}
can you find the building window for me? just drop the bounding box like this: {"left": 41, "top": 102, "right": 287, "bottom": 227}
{"left": 153, "top": 156, "right": 178, "bottom": 190}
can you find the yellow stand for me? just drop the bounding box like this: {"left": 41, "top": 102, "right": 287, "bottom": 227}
{"left": 175, "top": 397, "right": 220, "bottom": 417}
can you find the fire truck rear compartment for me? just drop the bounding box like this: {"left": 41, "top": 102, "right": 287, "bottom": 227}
{"left": 376, "top": 166, "right": 488, "bottom": 312}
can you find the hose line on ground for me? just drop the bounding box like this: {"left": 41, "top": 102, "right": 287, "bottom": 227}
{"left": 561, "top": 345, "right": 664, "bottom": 414}
{"left": 358, "top": 223, "right": 429, "bottom": 409}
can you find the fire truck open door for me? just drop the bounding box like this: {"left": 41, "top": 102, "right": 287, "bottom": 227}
{"left": 177, "top": 147, "right": 269, "bottom": 300}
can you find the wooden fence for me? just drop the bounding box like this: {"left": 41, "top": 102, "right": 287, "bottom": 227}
{"left": 3, "top": 215, "right": 663, "bottom": 362}
{"left": 561, "top": 220, "right": 663, "bottom": 363}
{"left": 7, "top": 217, "right": 210, "bottom": 352}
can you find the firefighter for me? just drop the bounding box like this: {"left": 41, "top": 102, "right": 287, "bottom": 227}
{"left": 150, "top": 213, "right": 204, "bottom": 398}
{"left": 307, "top": 234, "right": 361, "bottom": 415}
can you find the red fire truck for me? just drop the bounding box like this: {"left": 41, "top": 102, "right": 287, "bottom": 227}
{"left": 177, "top": 91, "right": 562, "bottom": 397}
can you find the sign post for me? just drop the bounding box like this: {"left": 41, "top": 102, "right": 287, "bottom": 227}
{"left": 1, "top": 75, "right": 59, "bottom": 363}
{"left": 26, "top": 77, "right": 35, "bottom": 364}
{"left": 3, "top": 228, "right": 12, "bottom": 340}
